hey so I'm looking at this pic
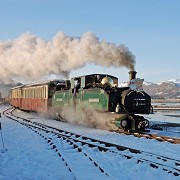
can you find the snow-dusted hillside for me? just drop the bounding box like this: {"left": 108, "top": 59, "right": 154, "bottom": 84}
{"left": 119, "top": 79, "right": 180, "bottom": 99}
{"left": 143, "top": 79, "right": 180, "bottom": 99}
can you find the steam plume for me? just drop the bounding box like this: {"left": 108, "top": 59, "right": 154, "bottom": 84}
{"left": 54, "top": 104, "right": 118, "bottom": 131}
{"left": 0, "top": 32, "right": 135, "bottom": 83}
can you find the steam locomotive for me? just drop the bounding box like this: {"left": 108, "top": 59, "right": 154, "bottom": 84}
{"left": 9, "top": 71, "right": 153, "bottom": 132}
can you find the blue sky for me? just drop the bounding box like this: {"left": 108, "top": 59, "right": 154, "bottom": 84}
{"left": 0, "top": 0, "right": 179, "bottom": 83}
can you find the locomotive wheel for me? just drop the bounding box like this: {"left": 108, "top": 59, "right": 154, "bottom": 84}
{"left": 120, "top": 119, "right": 130, "bottom": 130}
{"left": 121, "top": 119, "right": 128, "bottom": 128}
{"left": 144, "top": 120, "right": 149, "bottom": 128}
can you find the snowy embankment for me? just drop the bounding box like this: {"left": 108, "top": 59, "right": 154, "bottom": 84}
{"left": 0, "top": 105, "right": 180, "bottom": 179}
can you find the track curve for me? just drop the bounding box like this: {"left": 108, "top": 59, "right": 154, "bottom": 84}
{"left": 2, "top": 107, "right": 180, "bottom": 177}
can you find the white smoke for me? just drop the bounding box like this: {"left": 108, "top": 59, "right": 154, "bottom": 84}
{"left": 0, "top": 32, "right": 135, "bottom": 83}
{"left": 57, "top": 105, "right": 118, "bottom": 131}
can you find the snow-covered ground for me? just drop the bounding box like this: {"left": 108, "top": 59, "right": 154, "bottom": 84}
{"left": 148, "top": 110, "right": 180, "bottom": 125}
{"left": 0, "top": 105, "right": 180, "bottom": 180}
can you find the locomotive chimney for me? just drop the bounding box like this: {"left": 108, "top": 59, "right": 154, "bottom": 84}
{"left": 129, "top": 70, "right": 137, "bottom": 80}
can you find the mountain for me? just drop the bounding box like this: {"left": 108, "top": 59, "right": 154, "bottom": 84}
{"left": 143, "top": 79, "right": 180, "bottom": 99}
{"left": 119, "top": 79, "right": 180, "bottom": 99}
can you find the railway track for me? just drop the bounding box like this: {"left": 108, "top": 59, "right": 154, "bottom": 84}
{"left": 2, "top": 107, "right": 180, "bottom": 177}
{"left": 114, "top": 130, "right": 180, "bottom": 144}
{"left": 3, "top": 107, "right": 110, "bottom": 179}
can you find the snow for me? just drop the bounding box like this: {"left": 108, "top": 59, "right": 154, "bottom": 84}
{"left": 119, "top": 81, "right": 128, "bottom": 87}
{"left": 143, "top": 81, "right": 154, "bottom": 86}
{"left": 143, "top": 79, "right": 180, "bottom": 87}
{"left": 167, "top": 79, "right": 180, "bottom": 86}
{"left": 156, "top": 79, "right": 180, "bottom": 87}
{"left": 0, "top": 105, "right": 180, "bottom": 179}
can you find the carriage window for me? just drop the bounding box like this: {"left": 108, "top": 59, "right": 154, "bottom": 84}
{"left": 40, "top": 87, "right": 42, "bottom": 98}
{"left": 37, "top": 87, "right": 39, "bottom": 98}
{"left": 44, "top": 87, "right": 46, "bottom": 98}
{"left": 35, "top": 88, "right": 36, "bottom": 98}
{"left": 28, "top": 89, "right": 30, "bottom": 98}
{"left": 32, "top": 88, "right": 34, "bottom": 98}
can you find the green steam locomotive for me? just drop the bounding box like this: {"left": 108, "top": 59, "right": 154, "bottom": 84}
{"left": 51, "top": 71, "right": 153, "bottom": 131}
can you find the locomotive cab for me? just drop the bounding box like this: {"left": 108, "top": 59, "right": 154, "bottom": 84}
{"left": 71, "top": 74, "right": 118, "bottom": 90}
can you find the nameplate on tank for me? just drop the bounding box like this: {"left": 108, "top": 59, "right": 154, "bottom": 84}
{"left": 88, "top": 98, "right": 100, "bottom": 103}
{"left": 56, "top": 98, "right": 63, "bottom": 102}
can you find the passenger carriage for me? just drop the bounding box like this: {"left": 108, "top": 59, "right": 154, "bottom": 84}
{"left": 9, "top": 80, "right": 67, "bottom": 113}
